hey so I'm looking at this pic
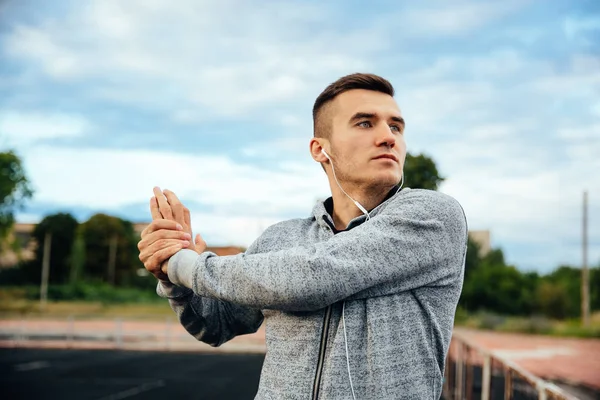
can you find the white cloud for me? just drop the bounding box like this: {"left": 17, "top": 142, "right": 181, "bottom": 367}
{"left": 23, "top": 143, "right": 328, "bottom": 209}
{"left": 0, "top": 111, "right": 89, "bottom": 148}
{"left": 4, "top": 0, "right": 372, "bottom": 119}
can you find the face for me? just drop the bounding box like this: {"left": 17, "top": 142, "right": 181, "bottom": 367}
{"left": 323, "top": 89, "right": 406, "bottom": 190}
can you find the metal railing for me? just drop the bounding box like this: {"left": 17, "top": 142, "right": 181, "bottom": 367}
{"left": 443, "top": 330, "right": 578, "bottom": 400}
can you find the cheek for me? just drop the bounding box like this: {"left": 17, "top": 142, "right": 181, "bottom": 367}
{"left": 398, "top": 135, "right": 407, "bottom": 150}
{"left": 398, "top": 137, "right": 407, "bottom": 167}
{"left": 397, "top": 136, "right": 407, "bottom": 156}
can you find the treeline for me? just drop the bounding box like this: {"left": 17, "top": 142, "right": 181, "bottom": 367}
{"left": 1, "top": 212, "right": 154, "bottom": 290}
{"left": 459, "top": 238, "right": 600, "bottom": 319}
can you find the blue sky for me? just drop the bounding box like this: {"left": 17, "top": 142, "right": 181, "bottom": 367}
{"left": 0, "top": 0, "right": 598, "bottom": 273}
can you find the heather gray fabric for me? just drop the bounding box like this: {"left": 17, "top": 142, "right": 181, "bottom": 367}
{"left": 156, "top": 187, "right": 467, "bottom": 399}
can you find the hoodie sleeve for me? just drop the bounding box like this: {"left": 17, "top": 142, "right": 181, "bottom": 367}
{"left": 155, "top": 241, "right": 264, "bottom": 347}
{"left": 167, "top": 190, "right": 468, "bottom": 312}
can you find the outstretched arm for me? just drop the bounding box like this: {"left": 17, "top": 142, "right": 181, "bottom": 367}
{"left": 166, "top": 191, "right": 468, "bottom": 312}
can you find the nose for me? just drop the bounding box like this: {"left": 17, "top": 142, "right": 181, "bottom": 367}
{"left": 375, "top": 124, "right": 396, "bottom": 148}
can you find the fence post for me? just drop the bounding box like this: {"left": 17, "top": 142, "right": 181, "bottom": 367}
{"left": 504, "top": 367, "right": 512, "bottom": 400}
{"left": 537, "top": 382, "right": 548, "bottom": 400}
{"left": 482, "top": 355, "right": 491, "bottom": 400}
{"left": 455, "top": 341, "right": 464, "bottom": 400}
{"left": 465, "top": 345, "right": 473, "bottom": 400}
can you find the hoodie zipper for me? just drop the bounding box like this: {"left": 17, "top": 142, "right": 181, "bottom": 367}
{"left": 312, "top": 305, "right": 332, "bottom": 400}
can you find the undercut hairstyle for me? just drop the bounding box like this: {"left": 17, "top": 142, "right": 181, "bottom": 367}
{"left": 312, "top": 73, "right": 395, "bottom": 139}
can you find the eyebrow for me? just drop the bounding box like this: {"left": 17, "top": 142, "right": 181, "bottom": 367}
{"left": 349, "top": 112, "right": 405, "bottom": 128}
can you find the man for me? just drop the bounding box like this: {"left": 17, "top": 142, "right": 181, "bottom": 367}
{"left": 138, "top": 73, "right": 468, "bottom": 399}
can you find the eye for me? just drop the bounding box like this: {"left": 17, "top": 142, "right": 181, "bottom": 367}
{"left": 357, "top": 121, "right": 372, "bottom": 128}
{"left": 390, "top": 125, "right": 403, "bottom": 133}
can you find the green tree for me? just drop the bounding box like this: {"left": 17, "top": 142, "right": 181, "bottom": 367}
{"left": 0, "top": 150, "right": 33, "bottom": 239}
{"left": 462, "top": 237, "right": 481, "bottom": 286}
{"left": 404, "top": 153, "right": 445, "bottom": 190}
{"left": 69, "top": 226, "right": 86, "bottom": 283}
{"left": 459, "top": 245, "right": 537, "bottom": 316}
{"left": 80, "top": 213, "right": 141, "bottom": 286}
{"left": 536, "top": 281, "right": 570, "bottom": 319}
{"left": 543, "top": 265, "right": 581, "bottom": 318}
{"left": 24, "top": 212, "right": 79, "bottom": 284}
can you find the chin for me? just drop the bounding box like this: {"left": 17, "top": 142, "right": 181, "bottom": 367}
{"left": 368, "top": 173, "right": 401, "bottom": 189}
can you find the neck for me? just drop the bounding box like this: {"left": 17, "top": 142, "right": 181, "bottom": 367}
{"left": 328, "top": 182, "right": 394, "bottom": 231}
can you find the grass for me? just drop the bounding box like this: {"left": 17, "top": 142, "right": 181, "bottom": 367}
{"left": 455, "top": 308, "right": 600, "bottom": 338}
{"left": 0, "top": 299, "right": 175, "bottom": 320}
{"left": 0, "top": 285, "right": 175, "bottom": 320}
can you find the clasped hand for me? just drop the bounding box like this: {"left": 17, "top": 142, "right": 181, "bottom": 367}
{"left": 137, "top": 187, "right": 206, "bottom": 281}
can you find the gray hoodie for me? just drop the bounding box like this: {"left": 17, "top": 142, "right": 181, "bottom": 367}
{"left": 157, "top": 187, "right": 467, "bottom": 399}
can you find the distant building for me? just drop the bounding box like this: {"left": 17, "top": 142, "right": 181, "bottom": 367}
{"left": 0, "top": 223, "right": 37, "bottom": 268}
{"left": 468, "top": 230, "right": 491, "bottom": 257}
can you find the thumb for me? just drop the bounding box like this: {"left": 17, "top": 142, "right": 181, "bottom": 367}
{"left": 194, "top": 234, "right": 206, "bottom": 254}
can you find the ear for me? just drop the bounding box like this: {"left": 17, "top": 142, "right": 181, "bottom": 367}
{"left": 309, "top": 138, "right": 329, "bottom": 163}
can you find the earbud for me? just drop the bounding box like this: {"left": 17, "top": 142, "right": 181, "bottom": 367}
{"left": 321, "top": 149, "right": 330, "bottom": 160}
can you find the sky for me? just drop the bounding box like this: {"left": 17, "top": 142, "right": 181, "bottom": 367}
{"left": 0, "top": 0, "right": 598, "bottom": 273}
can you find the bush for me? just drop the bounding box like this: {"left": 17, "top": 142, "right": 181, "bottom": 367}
{"left": 3, "top": 282, "right": 162, "bottom": 304}
{"left": 498, "top": 315, "right": 553, "bottom": 335}
{"left": 477, "top": 311, "right": 506, "bottom": 330}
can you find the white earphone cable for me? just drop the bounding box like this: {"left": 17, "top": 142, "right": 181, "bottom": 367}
{"left": 324, "top": 149, "right": 404, "bottom": 400}
{"left": 324, "top": 149, "right": 370, "bottom": 220}
{"left": 342, "top": 301, "right": 357, "bottom": 400}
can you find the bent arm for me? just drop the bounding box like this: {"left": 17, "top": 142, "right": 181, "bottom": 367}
{"left": 168, "top": 191, "right": 468, "bottom": 312}
{"left": 157, "top": 281, "right": 263, "bottom": 347}
{"left": 156, "top": 243, "right": 264, "bottom": 347}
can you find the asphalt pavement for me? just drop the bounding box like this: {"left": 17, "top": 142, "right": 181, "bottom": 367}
{"left": 0, "top": 348, "right": 265, "bottom": 400}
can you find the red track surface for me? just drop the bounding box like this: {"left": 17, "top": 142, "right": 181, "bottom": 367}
{"left": 1, "top": 320, "right": 598, "bottom": 390}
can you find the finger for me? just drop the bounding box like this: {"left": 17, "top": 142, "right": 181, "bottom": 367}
{"left": 183, "top": 207, "right": 191, "bottom": 233}
{"left": 163, "top": 190, "right": 185, "bottom": 223}
{"left": 139, "top": 230, "right": 191, "bottom": 252}
{"left": 147, "top": 238, "right": 190, "bottom": 255}
{"left": 195, "top": 234, "right": 206, "bottom": 252}
{"left": 138, "top": 229, "right": 190, "bottom": 250}
{"left": 139, "top": 238, "right": 189, "bottom": 265}
{"left": 142, "top": 249, "right": 169, "bottom": 280}
{"left": 153, "top": 186, "right": 173, "bottom": 220}
{"left": 150, "top": 196, "right": 162, "bottom": 220}
{"left": 145, "top": 219, "right": 183, "bottom": 234}
{"left": 148, "top": 243, "right": 183, "bottom": 272}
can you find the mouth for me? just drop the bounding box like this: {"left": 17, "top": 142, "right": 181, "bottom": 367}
{"left": 373, "top": 154, "right": 399, "bottom": 163}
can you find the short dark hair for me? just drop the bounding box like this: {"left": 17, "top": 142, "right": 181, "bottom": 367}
{"left": 312, "top": 73, "right": 395, "bottom": 138}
